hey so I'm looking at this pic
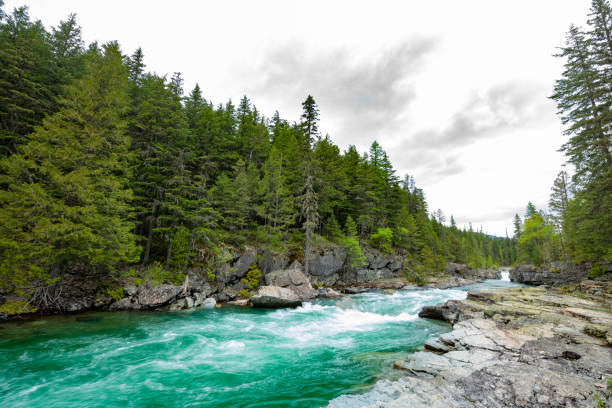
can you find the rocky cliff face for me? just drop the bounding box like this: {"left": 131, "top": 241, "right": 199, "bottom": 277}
{"left": 509, "top": 262, "right": 593, "bottom": 285}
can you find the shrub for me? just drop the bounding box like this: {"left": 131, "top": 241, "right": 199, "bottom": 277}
{"left": 0, "top": 300, "right": 37, "bottom": 314}
{"left": 344, "top": 236, "right": 366, "bottom": 269}
{"left": 104, "top": 287, "right": 125, "bottom": 301}
{"left": 404, "top": 265, "right": 427, "bottom": 286}
{"left": 588, "top": 264, "right": 606, "bottom": 279}
{"left": 370, "top": 228, "right": 393, "bottom": 254}
{"left": 240, "top": 263, "right": 262, "bottom": 298}
{"left": 147, "top": 261, "right": 185, "bottom": 286}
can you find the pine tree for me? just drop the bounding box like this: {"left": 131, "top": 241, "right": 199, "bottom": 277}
{"left": 325, "top": 213, "right": 343, "bottom": 242}
{"left": 513, "top": 214, "right": 522, "bottom": 239}
{"left": 0, "top": 6, "right": 56, "bottom": 155}
{"left": 301, "top": 95, "right": 319, "bottom": 147}
{"left": 299, "top": 95, "right": 320, "bottom": 275}
{"left": 552, "top": 25, "right": 611, "bottom": 185}
{"left": 256, "top": 147, "right": 296, "bottom": 233}
{"left": 525, "top": 202, "right": 538, "bottom": 219}
{"left": 0, "top": 42, "right": 139, "bottom": 298}
{"left": 345, "top": 215, "right": 358, "bottom": 237}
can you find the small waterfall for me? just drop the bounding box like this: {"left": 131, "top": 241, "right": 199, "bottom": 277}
{"left": 501, "top": 270, "right": 510, "bottom": 281}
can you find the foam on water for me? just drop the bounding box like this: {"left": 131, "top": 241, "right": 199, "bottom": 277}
{"left": 0, "top": 279, "right": 521, "bottom": 408}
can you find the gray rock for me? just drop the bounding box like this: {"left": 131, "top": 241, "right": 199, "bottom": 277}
{"left": 308, "top": 247, "right": 347, "bottom": 277}
{"left": 388, "top": 256, "right": 403, "bottom": 271}
{"left": 109, "top": 297, "right": 139, "bottom": 311}
{"left": 324, "top": 288, "right": 342, "bottom": 298}
{"left": 251, "top": 286, "right": 302, "bottom": 308}
{"left": 258, "top": 253, "right": 289, "bottom": 274}
{"left": 227, "top": 299, "right": 249, "bottom": 306}
{"left": 222, "top": 286, "right": 240, "bottom": 301}
{"left": 343, "top": 286, "right": 362, "bottom": 294}
{"left": 356, "top": 269, "right": 378, "bottom": 283}
{"left": 424, "top": 337, "right": 452, "bottom": 353}
{"left": 510, "top": 263, "right": 589, "bottom": 285}
{"left": 193, "top": 292, "right": 204, "bottom": 307}
{"left": 137, "top": 284, "right": 182, "bottom": 308}
{"left": 124, "top": 284, "right": 139, "bottom": 297}
{"left": 215, "top": 263, "right": 233, "bottom": 284}
{"left": 202, "top": 297, "right": 216, "bottom": 309}
{"left": 364, "top": 246, "right": 389, "bottom": 269}
{"left": 230, "top": 247, "right": 257, "bottom": 280}
{"left": 185, "top": 296, "right": 194, "bottom": 309}
{"left": 265, "top": 268, "right": 316, "bottom": 300}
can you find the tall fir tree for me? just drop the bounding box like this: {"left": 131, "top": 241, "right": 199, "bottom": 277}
{"left": 0, "top": 42, "right": 139, "bottom": 302}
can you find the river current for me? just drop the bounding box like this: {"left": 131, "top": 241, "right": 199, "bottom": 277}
{"left": 0, "top": 277, "right": 519, "bottom": 407}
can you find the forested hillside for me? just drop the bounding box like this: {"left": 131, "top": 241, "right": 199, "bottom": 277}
{"left": 0, "top": 2, "right": 515, "bottom": 310}
{"left": 513, "top": 0, "right": 611, "bottom": 274}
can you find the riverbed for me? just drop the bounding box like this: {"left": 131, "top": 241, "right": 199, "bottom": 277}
{"left": 0, "top": 278, "right": 520, "bottom": 408}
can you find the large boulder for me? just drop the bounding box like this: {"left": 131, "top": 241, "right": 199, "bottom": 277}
{"left": 251, "top": 286, "right": 302, "bottom": 308}
{"left": 230, "top": 247, "right": 257, "bottom": 280}
{"left": 307, "top": 248, "right": 347, "bottom": 277}
{"left": 388, "top": 256, "right": 403, "bottom": 271}
{"left": 214, "top": 246, "right": 256, "bottom": 284}
{"left": 265, "top": 268, "right": 316, "bottom": 300}
{"left": 363, "top": 246, "right": 390, "bottom": 269}
{"left": 137, "top": 284, "right": 182, "bottom": 309}
{"left": 510, "top": 263, "right": 589, "bottom": 285}
{"left": 202, "top": 297, "right": 216, "bottom": 309}
{"left": 258, "top": 252, "right": 290, "bottom": 274}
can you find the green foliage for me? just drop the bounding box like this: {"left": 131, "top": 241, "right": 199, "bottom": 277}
{"left": 344, "top": 215, "right": 358, "bottom": 238}
{"left": 344, "top": 236, "right": 366, "bottom": 269}
{"left": 0, "top": 3, "right": 520, "bottom": 302}
{"left": 517, "top": 210, "right": 554, "bottom": 266}
{"left": 168, "top": 226, "right": 191, "bottom": 270}
{"left": 588, "top": 264, "right": 606, "bottom": 279}
{"left": 592, "top": 392, "right": 604, "bottom": 408}
{"left": 549, "top": 2, "right": 612, "bottom": 266}
{"left": 0, "top": 299, "right": 37, "bottom": 314}
{"left": 0, "top": 42, "right": 140, "bottom": 297}
{"left": 404, "top": 264, "right": 427, "bottom": 286}
{"left": 146, "top": 261, "right": 185, "bottom": 286}
{"left": 420, "top": 246, "right": 435, "bottom": 271}
{"left": 325, "top": 213, "right": 344, "bottom": 243}
{"left": 370, "top": 228, "right": 393, "bottom": 254}
{"left": 104, "top": 287, "right": 125, "bottom": 301}
{"left": 240, "top": 263, "right": 262, "bottom": 298}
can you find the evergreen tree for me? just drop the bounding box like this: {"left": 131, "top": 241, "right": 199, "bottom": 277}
{"left": 325, "top": 213, "right": 343, "bottom": 242}
{"left": 256, "top": 147, "right": 296, "bottom": 233}
{"left": 513, "top": 214, "right": 522, "bottom": 239}
{"left": 299, "top": 96, "right": 320, "bottom": 274}
{"left": 345, "top": 215, "right": 358, "bottom": 238}
{"left": 525, "top": 202, "right": 538, "bottom": 219}
{"left": 0, "top": 42, "right": 139, "bottom": 299}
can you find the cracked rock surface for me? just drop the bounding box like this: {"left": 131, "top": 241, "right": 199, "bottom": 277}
{"left": 329, "top": 284, "right": 612, "bottom": 408}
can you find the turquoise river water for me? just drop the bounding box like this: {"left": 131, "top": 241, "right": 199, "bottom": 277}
{"left": 0, "top": 278, "right": 519, "bottom": 408}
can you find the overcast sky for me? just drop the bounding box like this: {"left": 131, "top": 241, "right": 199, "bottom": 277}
{"left": 6, "top": 0, "right": 590, "bottom": 236}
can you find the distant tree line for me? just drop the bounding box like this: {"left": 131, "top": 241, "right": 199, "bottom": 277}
{"left": 514, "top": 0, "right": 611, "bottom": 273}
{"left": 0, "top": 2, "right": 515, "bottom": 305}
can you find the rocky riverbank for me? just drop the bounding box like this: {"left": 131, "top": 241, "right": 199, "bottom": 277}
{"left": 0, "top": 241, "right": 501, "bottom": 320}
{"left": 510, "top": 262, "right": 612, "bottom": 286}
{"left": 330, "top": 282, "right": 612, "bottom": 408}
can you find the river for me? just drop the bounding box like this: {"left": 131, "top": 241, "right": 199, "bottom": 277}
{"left": 0, "top": 277, "right": 519, "bottom": 408}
